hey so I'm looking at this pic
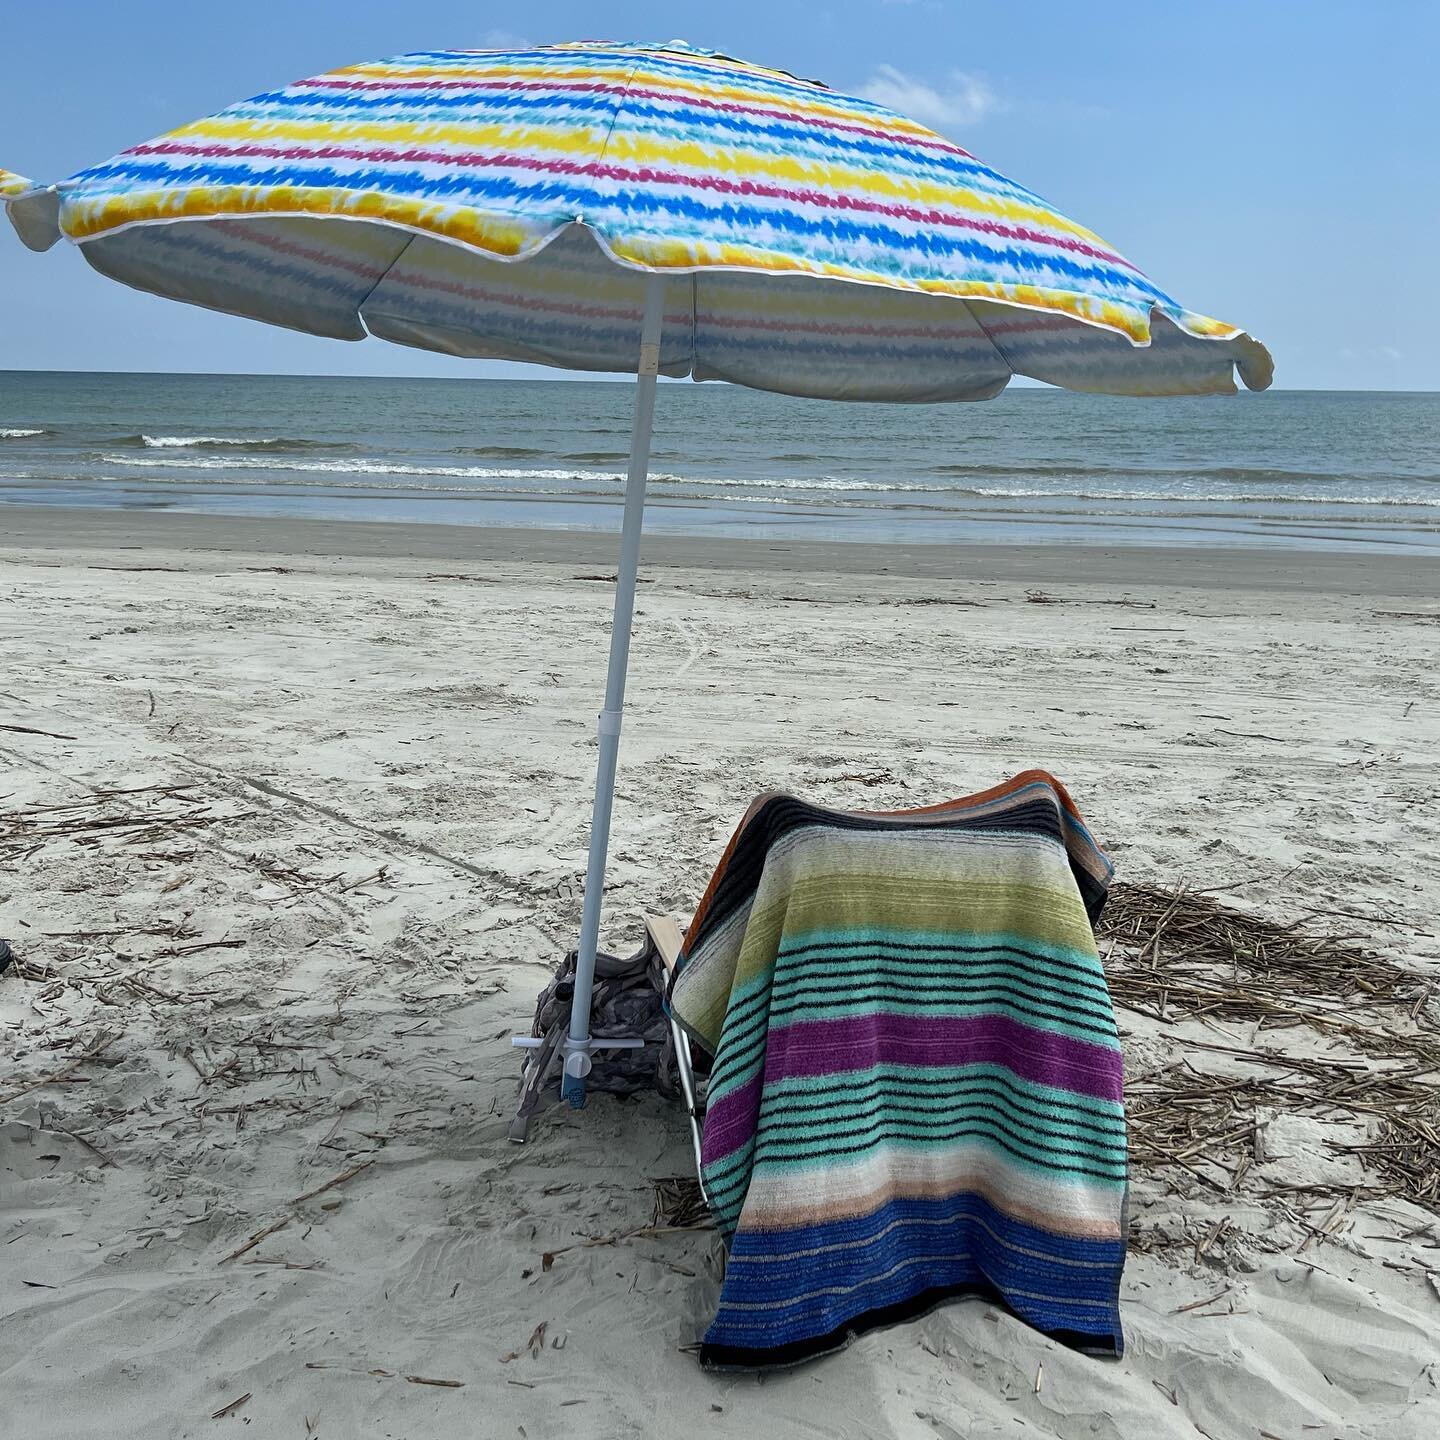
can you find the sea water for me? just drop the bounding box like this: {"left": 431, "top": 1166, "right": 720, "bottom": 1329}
{"left": 1, "top": 371, "right": 1436, "bottom": 553}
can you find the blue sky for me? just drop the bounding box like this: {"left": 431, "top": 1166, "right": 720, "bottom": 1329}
{"left": 1, "top": 1, "right": 1435, "bottom": 389}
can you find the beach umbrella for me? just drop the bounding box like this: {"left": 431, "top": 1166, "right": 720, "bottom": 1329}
{"left": 2, "top": 40, "right": 1270, "bottom": 1116}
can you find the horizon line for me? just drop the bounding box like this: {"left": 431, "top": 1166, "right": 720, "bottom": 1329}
{"left": 2, "top": 366, "right": 1435, "bottom": 396}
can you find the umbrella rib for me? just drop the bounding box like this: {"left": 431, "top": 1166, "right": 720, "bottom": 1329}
{"left": 962, "top": 300, "right": 1019, "bottom": 386}
{"left": 351, "top": 230, "right": 420, "bottom": 338}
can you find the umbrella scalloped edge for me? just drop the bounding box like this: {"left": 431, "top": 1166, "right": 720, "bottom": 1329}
{"left": 3, "top": 180, "right": 1271, "bottom": 389}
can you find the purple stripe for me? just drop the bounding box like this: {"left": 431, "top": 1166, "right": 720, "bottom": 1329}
{"left": 701, "top": 1011, "right": 1123, "bottom": 1167}
{"left": 765, "top": 1013, "right": 1124, "bottom": 1102}
{"left": 702, "top": 1074, "right": 764, "bottom": 1166}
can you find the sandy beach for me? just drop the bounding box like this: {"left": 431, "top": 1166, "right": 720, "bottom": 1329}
{"left": 2, "top": 509, "right": 1437, "bottom": 1440}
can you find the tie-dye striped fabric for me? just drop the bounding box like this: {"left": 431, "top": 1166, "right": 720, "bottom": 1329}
{"left": 3, "top": 42, "right": 1268, "bottom": 399}
{"left": 667, "top": 771, "right": 1126, "bottom": 1368}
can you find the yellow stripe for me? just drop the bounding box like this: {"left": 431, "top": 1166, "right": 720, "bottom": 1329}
{"left": 62, "top": 187, "right": 1156, "bottom": 343}
{"left": 65, "top": 186, "right": 535, "bottom": 256}
{"left": 162, "top": 116, "right": 1107, "bottom": 249}
{"left": 599, "top": 130, "right": 1108, "bottom": 245}
{"left": 169, "top": 116, "right": 610, "bottom": 156}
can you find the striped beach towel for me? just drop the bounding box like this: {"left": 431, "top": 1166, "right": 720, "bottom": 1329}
{"left": 667, "top": 771, "right": 1127, "bottom": 1368}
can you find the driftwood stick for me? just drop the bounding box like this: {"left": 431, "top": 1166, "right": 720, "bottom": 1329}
{"left": 0, "top": 1032, "right": 117, "bottom": 1103}
{"left": 291, "top": 1159, "right": 374, "bottom": 1205}
{"left": 220, "top": 1216, "right": 290, "bottom": 1264}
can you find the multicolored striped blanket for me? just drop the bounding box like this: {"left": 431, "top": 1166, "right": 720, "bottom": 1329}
{"left": 667, "top": 771, "right": 1127, "bottom": 1368}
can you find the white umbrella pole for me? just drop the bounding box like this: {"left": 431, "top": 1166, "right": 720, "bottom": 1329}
{"left": 560, "top": 273, "right": 667, "bottom": 1106}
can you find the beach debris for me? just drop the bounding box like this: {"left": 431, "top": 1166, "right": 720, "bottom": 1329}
{"left": 1024, "top": 589, "right": 1156, "bottom": 608}
{"left": 49, "top": 1120, "right": 120, "bottom": 1169}
{"left": 652, "top": 1175, "right": 708, "bottom": 1229}
{"left": 0, "top": 722, "right": 78, "bottom": 740}
{"left": 1175, "top": 1288, "right": 1232, "bottom": 1314}
{"left": 304, "top": 1362, "right": 463, "bottom": 1388}
{"left": 1101, "top": 881, "right": 1440, "bottom": 1233}
{"left": 0, "top": 1030, "right": 118, "bottom": 1104}
{"left": 291, "top": 1160, "right": 374, "bottom": 1206}
{"left": 887, "top": 595, "right": 987, "bottom": 607}
{"left": 536, "top": 1179, "right": 714, "bottom": 1273}
{"left": 0, "top": 786, "right": 236, "bottom": 869}
{"left": 221, "top": 1217, "right": 290, "bottom": 1264}
{"left": 210, "top": 1392, "right": 251, "bottom": 1419}
{"left": 86, "top": 563, "right": 187, "bottom": 573}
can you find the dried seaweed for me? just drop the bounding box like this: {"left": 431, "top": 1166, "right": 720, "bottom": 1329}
{"left": 652, "top": 1175, "right": 709, "bottom": 1230}
{"left": 1099, "top": 882, "right": 1439, "bottom": 1217}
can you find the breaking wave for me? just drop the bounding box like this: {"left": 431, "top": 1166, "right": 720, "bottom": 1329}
{"left": 113, "top": 434, "right": 358, "bottom": 452}
{"left": 85, "top": 452, "right": 1440, "bottom": 508}
{"left": 448, "top": 444, "right": 546, "bottom": 458}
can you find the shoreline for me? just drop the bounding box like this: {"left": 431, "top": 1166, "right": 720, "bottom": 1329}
{"left": 3, "top": 503, "right": 1437, "bottom": 596}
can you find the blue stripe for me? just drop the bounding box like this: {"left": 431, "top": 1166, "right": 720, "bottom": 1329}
{"left": 204, "top": 89, "right": 1041, "bottom": 203}
{"left": 705, "top": 1190, "right": 1123, "bottom": 1349}
{"left": 138, "top": 229, "right": 370, "bottom": 305}
{"left": 373, "top": 304, "right": 1000, "bottom": 367}
{"left": 74, "top": 157, "right": 1160, "bottom": 299}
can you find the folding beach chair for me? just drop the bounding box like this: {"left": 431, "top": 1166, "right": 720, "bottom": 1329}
{"left": 662, "top": 776, "right": 1129, "bottom": 1368}
{"left": 644, "top": 915, "right": 708, "bottom": 1204}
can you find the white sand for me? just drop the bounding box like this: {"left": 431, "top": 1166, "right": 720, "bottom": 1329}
{"left": 2, "top": 515, "right": 1438, "bottom": 1439}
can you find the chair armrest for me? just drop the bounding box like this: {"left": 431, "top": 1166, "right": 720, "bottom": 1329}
{"left": 644, "top": 914, "right": 685, "bottom": 976}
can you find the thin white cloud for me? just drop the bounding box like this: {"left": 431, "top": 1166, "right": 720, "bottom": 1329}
{"left": 479, "top": 29, "right": 532, "bottom": 50}
{"left": 858, "top": 64, "right": 1001, "bottom": 131}
{"left": 1337, "top": 344, "right": 1404, "bottom": 363}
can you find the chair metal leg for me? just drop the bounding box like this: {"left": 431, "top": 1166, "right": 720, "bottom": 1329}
{"left": 670, "top": 1017, "right": 708, "bottom": 1207}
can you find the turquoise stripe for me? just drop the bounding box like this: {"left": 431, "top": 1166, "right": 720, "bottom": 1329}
{"left": 751, "top": 1126, "right": 1128, "bottom": 1188}
{"left": 778, "top": 926, "right": 1110, "bottom": 978}
{"left": 756, "top": 1090, "right": 1127, "bottom": 1163}
{"left": 766, "top": 1060, "right": 1126, "bottom": 1122}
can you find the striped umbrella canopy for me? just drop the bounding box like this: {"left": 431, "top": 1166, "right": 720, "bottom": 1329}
{"left": 2, "top": 40, "right": 1270, "bottom": 1120}
{"left": 2, "top": 40, "right": 1269, "bottom": 398}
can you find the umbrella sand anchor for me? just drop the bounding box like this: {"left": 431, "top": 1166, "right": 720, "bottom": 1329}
{"left": 511, "top": 275, "right": 668, "bottom": 1114}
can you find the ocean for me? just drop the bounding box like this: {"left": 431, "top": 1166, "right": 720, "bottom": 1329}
{"left": 2, "top": 371, "right": 1437, "bottom": 553}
